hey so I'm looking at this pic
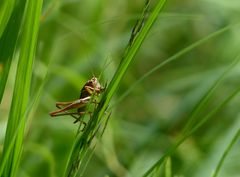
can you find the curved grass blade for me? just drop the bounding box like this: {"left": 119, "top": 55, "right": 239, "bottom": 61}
{"left": 0, "top": 0, "right": 43, "bottom": 176}
{"left": 0, "top": 0, "right": 27, "bottom": 103}
{"left": 141, "top": 53, "right": 240, "bottom": 177}
{"left": 142, "top": 86, "right": 240, "bottom": 177}
{"left": 182, "top": 53, "right": 240, "bottom": 135}
{"left": 112, "top": 23, "right": 240, "bottom": 108}
{"left": 63, "top": 0, "right": 167, "bottom": 176}
{"left": 211, "top": 129, "right": 240, "bottom": 177}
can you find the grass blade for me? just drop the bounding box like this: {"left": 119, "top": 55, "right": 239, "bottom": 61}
{"left": 211, "top": 129, "right": 240, "bottom": 177}
{"left": 142, "top": 86, "right": 240, "bottom": 177}
{"left": 90, "top": 0, "right": 167, "bottom": 135}
{"left": 0, "top": 0, "right": 15, "bottom": 38}
{"left": 0, "top": 0, "right": 43, "bottom": 176}
{"left": 183, "top": 52, "right": 240, "bottom": 135}
{"left": 141, "top": 53, "right": 240, "bottom": 177}
{"left": 63, "top": 0, "right": 167, "bottom": 176}
{"left": 165, "top": 157, "right": 172, "bottom": 177}
{"left": 0, "top": 0, "right": 27, "bottom": 103}
{"left": 0, "top": 64, "right": 49, "bottom": 176}
{"left": 112, "top": 23, "right": 240, "bottom": 107}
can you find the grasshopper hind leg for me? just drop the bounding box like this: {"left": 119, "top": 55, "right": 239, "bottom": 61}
{"left": 56, "top": 104, "right": 87, "bottom": 131}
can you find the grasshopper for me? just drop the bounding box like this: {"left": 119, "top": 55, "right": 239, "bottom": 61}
{"left": 49, "top": 77, "right": 105, "bottom": 126}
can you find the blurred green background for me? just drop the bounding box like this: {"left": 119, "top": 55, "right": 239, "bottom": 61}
{"left": 1, "top": 0, "right": 240, "bottom": 177}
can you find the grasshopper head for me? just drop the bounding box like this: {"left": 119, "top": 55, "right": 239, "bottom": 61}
{"left": 88, "top": 77, "right": 105, "bottom": 94}
{"left": 80, "top": 77, "right": 105, "bottom": 98}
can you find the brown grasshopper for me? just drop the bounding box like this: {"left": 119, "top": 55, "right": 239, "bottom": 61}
{"left": 49, "top": 77, "right": 105, "bottom": 126}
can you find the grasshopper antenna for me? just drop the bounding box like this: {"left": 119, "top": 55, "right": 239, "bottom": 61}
{"left": 91, "top": 69, "right": 96, "bottom": 78}
{"left": 98, "top": 56, "right": 113, "bottom": 82}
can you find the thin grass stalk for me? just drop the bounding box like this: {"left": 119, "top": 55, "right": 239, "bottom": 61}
{"left": 112, "top": 23, "right": 240, "bottom": 108}
{"left": 142, "top": 86, "right": 240, "bottom": 177}
{"left": 182, "top": 52, "right": 240, "bottom": 135}
{"left": 0, "top": 0, "right": 43, "bottom": 176}
{"left": 87, "top": 0, "right": 167, "bottom": 137}
{"left": 211, "top": 129, "right": 240, "bottom": 177}
{"left": 63, "top": 0, "right": 167, "bottom": 176}
{"left": 142, "top": 53, "right": 240, "bottom": 177}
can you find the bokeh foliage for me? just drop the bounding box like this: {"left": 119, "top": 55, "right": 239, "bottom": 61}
{"left": 1, "top": 0, "right": 240, "bottom": 177}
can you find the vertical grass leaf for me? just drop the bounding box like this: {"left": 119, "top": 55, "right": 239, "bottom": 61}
{"left": 0, "top": 0, "right": 27, "bottom": 103}
{"left": 0, "top": 64, "right": 49, "bottom": 176}
{"left": 0, "top": 0, "right": 43, "bottom": 176}
{"left": 0, "top": 0, "right": 15, "bottom": 38}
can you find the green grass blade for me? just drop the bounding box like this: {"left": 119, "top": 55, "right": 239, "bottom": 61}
{"left": 142, "top": 86, "right": 240, "bottom": 177}
{"left": 0, "top": 0, "right": 15, "bottom": 38}
{"left": 112, "top": 23, "right": 240, "bottom": 108}
{"left": 141, "top": 53, "right": 240, "bottom": 177}
{"left": 165, "top": 157, "right": 172, "bottom": 177}
{"left": 183, "top": 53, "right": 240, "bottom": 135}
{"left": 90, "top": 0, "right": 167, "bottom": 133}
{"left": 63, "top": 0, "right": 167, "bottom": 176}
{"left": 211, "top": 129, "right": 240, "bottom": 177}
{"left": 0, "top": 0, "right": 43, "bottom": 176}
{"left": 0, "top": 0, "right": 27, "bottom": 103}
{"left": 0, "top": 64, "right": 49, "bottom": 176}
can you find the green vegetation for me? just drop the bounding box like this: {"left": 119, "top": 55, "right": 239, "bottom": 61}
{"left": 0, "top": 0, "right": 239, "bottom": 177}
